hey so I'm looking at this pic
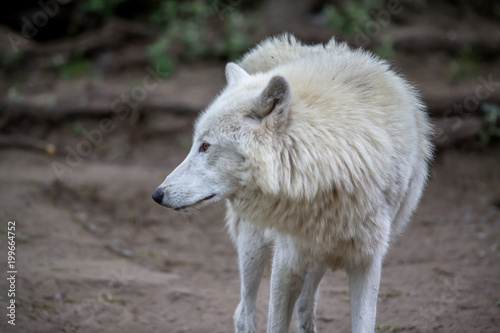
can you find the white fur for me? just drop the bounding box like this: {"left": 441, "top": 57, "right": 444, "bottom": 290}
{"left": 154, "top": 34, "right": 433, "bottom": 333}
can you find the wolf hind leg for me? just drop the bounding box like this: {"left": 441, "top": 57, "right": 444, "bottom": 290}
{"left": 295, "top": 265, "right": 327, "bottom": 333}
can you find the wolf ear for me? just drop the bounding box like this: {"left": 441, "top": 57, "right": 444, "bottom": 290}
{"left": 255, "top": 75, "right": 291, "bottom": 127}
{"left": 225, "top": 62, "right": 249, "bottom": 85}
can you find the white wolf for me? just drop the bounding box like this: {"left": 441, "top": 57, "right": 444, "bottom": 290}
{"left": 153, "top": 34, "right": 433, "bottom": 333}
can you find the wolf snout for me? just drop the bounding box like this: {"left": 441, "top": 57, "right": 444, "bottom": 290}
{"left": 152, "top": 188, "right": 164, "bottom": 204}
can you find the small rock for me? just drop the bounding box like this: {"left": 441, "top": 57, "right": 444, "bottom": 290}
{"left": 87, "top": 223, "right": 97, "bottom": 233}
{"left": 476, "top": 231, "right": 488, "bottom": 240}
{"left": 121, "top": 249, "right": 135, "bottom": 258}
{"left": 437, "top": 218, "right": 448, "bottom": 226}
{"left": 53, "top": 293, "right": 62, "bottom": 302}
{"left": 74, "top": 212, "right": 88, "bottom": 222}
{"left": 460, "top": 206, "right": 472, "bottom": 221}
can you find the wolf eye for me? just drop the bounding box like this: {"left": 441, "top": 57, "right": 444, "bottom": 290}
{"left": 199, "top": 142, "right": 211, "bottom": 152}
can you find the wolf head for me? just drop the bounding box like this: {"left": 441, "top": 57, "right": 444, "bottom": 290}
{"left": 152, "top": 63, "right": 292, "bottom": 211}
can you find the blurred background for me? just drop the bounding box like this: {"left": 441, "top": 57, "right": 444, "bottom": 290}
{"left": 0, "top": 0, "right": 499, "bottom": 332}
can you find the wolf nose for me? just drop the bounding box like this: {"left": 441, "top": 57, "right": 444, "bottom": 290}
{"left": 152, "top": 188, "right": 164, "bottom": 204}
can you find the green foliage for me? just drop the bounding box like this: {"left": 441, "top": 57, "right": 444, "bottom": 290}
{"left": 55, "top": 1, "right": 255, "bottom": 76}
{"left": 323, "top": 0, "right": 382, "bottom": 36}
{"left": 477, "top": 102, "right": 500, "bottom": 146}
{"left": 150, "top": 0, "right": 212, "bottom": 28}
{"left": 83, "top": 0, "right": 128, "bottom": 17}
{"left": 2, "top": 50, "right": 23, "bottom": 67}
{"left": 373, "top": 36, "right": 395, "bottom": 59}
{"left": 148, "top": 0, "right": 255, "bottom": 74}
{"left": 215, "top": 11, "right": 254, "bottom": 61}
{"left": 375, "top": 322, "right": 401, "bottom": 331}
{"left": 71, "top": 121, "right": 85, "bottom": 136}
{"left": 53, "top": 55, "right": 93, "bottom": 79}
{"left": 146, "top": 35, "right": 176, "bottom": 78}
{"left": 449, "top": 45, "right": 480, "bottom": 83}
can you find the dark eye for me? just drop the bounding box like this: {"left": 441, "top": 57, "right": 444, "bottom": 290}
{"left": 199, "top": 142, "right": 211, "bottom": 152}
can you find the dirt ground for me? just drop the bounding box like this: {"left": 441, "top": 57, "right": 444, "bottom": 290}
{"left": 0, "top": 103, "right": 499, "bottom": 333}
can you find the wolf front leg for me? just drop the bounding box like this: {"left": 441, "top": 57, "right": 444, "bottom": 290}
{"left": 295, "top": 266, "right": 327, "bottom": 333}
{"left": 348, "top": 254, "right": 383, "bottom": 333}
{"left": 267, "top": 236, "right": 308, "bottom": 333}
{"left": 234, "top": 221, "right": 271, "bottom": 333}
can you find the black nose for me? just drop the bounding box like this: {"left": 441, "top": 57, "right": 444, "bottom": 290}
{"left": 152, "top": 188, "right": 164, "bottom": 204}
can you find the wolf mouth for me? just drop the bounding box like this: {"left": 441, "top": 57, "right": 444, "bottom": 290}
{"left": 174, "top": 194, "right": 217, "bottom": 211}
